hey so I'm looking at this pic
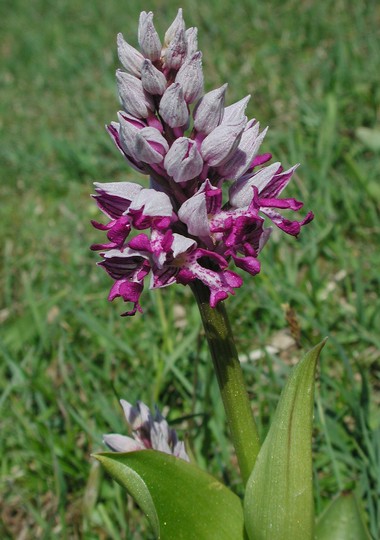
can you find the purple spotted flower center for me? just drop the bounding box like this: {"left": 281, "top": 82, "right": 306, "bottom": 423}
{"left": 92, "top": 9, "right": 313, "bottom": 315}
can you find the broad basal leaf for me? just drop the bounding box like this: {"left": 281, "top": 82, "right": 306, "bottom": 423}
{"left": 95, "top": 450, "right": 245, "bottom": 540}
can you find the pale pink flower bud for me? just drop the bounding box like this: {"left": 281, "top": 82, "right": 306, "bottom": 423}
{"left": 159, "top": 82, "right": 189, "bottom": 128}
{"left": 164, "top": 137, "right": 204, "bottom": 182}
{"left": 185, "top": 27, "right": 198, "bottom": 58}
{"left": 116, "top": 70, "right": 154, "bottom": 118}
{"left": 164, "top": 18, "right": 188, "bottom": 70}
{"left": 193, "top": 84, "right": 227, "bottom": 135}
{"left": 222, "top": 95, "right": 251, "bottom": 124}
{"left": 141, "top": 59, "right": 167, "bottom": 95}
{"left": 165, "top": 32, "right": 188, "bottom": 71}
{"left": 119, "top": 114, "right": 168, "bottom": 164}
{"left": 164, "top": 8, "right": 185, "bottom": 46}
{"left": 175, "top": 52, "right": 204, "bottom": 104}
{"left": 138, "top": 11, "right": 162, "bottom": 61}
{"left": 201, "top": 118, "right": 246, "bottom": 167}
{"left": 117, "top": 33, "right": 144, "bottom": 77}
{"left": 218, "top": 121, "right": 268, "bottom": 179}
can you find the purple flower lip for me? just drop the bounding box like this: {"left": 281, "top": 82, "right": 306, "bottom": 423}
{"left": 92, "top": 9, "right": 313, "bottom": 315}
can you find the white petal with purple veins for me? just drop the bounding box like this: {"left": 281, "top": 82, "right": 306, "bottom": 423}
{"left": 222, "top": 95, "right": 251, "bottom": 124}
{"left": 178, "top": 187, "right": 210, "bottom": 237}
{"left": 219, "top": 124, "right": 268, "bottom": 180}
{"left": 94, "top": 181, "right": 142, "bottom": 200}
{"left": 175, "top": 52, "right": 204, "bottom": 104}
{"left": 117, "top": 33, "right": 144, "bottom": 77}
{"left": 159, "top": 83, "right": 189, "bottom": 127}
{"left": 229, "top": 162, "right": 281, "bottom": 208}
{"left": 185, "top": 27, "right": 198, "bottom": 58}
{"left": 138, "top": 11, "right": 162, "bottom": 61}
{"left": 103, "top": 434, "right": 144, "bottom": 452}
{"left": 141, "top": 59, "right": 167, "bottom": 95}
{"left": 201, "top": 119, "right": 246, "bottom": 167}
{"left": 130, "top": 189, "right": 173, "bottom": 217}
{"left": 164, "top": 137, "right": 203, "bottom": 182}
{"left": 193, "top": 84, "right": 227, "bottom": 135}
{"left": 171, "top": 233, "right": 196, "bottom": 258}
{"left": 116, "top": 70, "right": 154, "bottom": 118}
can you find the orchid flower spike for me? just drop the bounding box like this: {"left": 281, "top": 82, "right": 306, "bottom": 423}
{"left": 92, "top": 9, "right": 313, "bottom": 316}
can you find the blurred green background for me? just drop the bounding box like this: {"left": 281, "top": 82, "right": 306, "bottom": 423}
{"left": 1, "top": 0, "right": 379, "bottom": 538}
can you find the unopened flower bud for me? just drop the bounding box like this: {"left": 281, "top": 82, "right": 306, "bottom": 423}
{"left": 222, "top": 95, "right": 251, "bottom": 124}
{"left": 159, "top": 83, "right": 189, "bottom": 128}
{"left": 141, "top": 59, "right": 167, "bottom": 95}
{"left": 164, "top": 26, "right": 188, "bottom": 70}
{"left": 185, "top": 27, "right": 198, "bottom": 58}
{"left": 119, "top": 114, "right": 168, "bottom": 164}
{"left": 116, "top": 70, "right": 154, "bottom": 118}
{"left": 164, "top": 8, "right": 185, "bottom": 46}
{"left": 117, "top": 33, "right": 144, "bottom": 77}
{"left": 201, "top": 118, "right": 246, "bottom": 167}
{"left": 219, "top": 122, "right": 268, "bottom": 179}
{"left": 175, "top": 52, "right": 204, "bottom": 104}
{"left": 193, "top": 84, "right": 227, "bottom": 135}
{"left": 164, "top": 137, "right": 204, "bottom": 182}
{"left": 138, "top": 11, "right": 162, "bottom": 61}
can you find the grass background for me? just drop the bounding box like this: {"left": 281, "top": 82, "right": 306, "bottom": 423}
{"left": 1, "top": 0, "right": 379, "bottom": 538}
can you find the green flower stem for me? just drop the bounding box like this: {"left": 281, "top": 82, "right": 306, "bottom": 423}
{"left": 191, "top": 281, "right": 261, "bottom": 485}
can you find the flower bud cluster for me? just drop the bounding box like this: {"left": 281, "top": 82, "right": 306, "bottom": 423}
{"left": 104, "top": 399, "right": 189, "bottom": 461}
{"left": 92, "top": 9, "right": 313, "bottom": 315}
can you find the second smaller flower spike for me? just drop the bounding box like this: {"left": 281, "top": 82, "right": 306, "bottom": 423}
{"left": 103, "top": 399, "right": 190, "bottom": 462}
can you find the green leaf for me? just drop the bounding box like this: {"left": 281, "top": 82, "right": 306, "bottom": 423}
{"left": 244, "top": 340, "right": 327, "bottom": 540}
{"left": 315, "top": 492, "right": 371, "bottom": 540}
{"left": 95, "top": 450, "right": 245, "bottom": 540}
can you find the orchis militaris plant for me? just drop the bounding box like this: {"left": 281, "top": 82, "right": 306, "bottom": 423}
{"left": 91, "top": 9, "right": 371, "bottom": 540}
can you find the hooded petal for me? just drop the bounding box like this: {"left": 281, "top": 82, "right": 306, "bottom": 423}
{"left": 116, "top": 70, "right": 155, "bottom": 118}
{"left": 117, "top": 33, "right": 144, "bottom": 77}
{"left": 193, "top": 84, "right": 227, "bottom": 135}
{"left": 218, "top": 123, "right": 268, "bottom": 180}
{"left": 228, "top": 162, "right": 281, "bottom": 208}
{"left": 164, "top": 137, "right": 203, "bottom": 182}
{"left": 138, "top": 11, "right": 162, "bottom": 61}
{"left": 201, "top": 118, "right": 246, "bottom": 167}
{"left": 141, "top": 59, "right": 167, "bottom": 95}
{"left": 175, "top": 52, "right": 204, "bottom": 104}
{"left": 159, "top": 83, "right": 189, "bottom": 128}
